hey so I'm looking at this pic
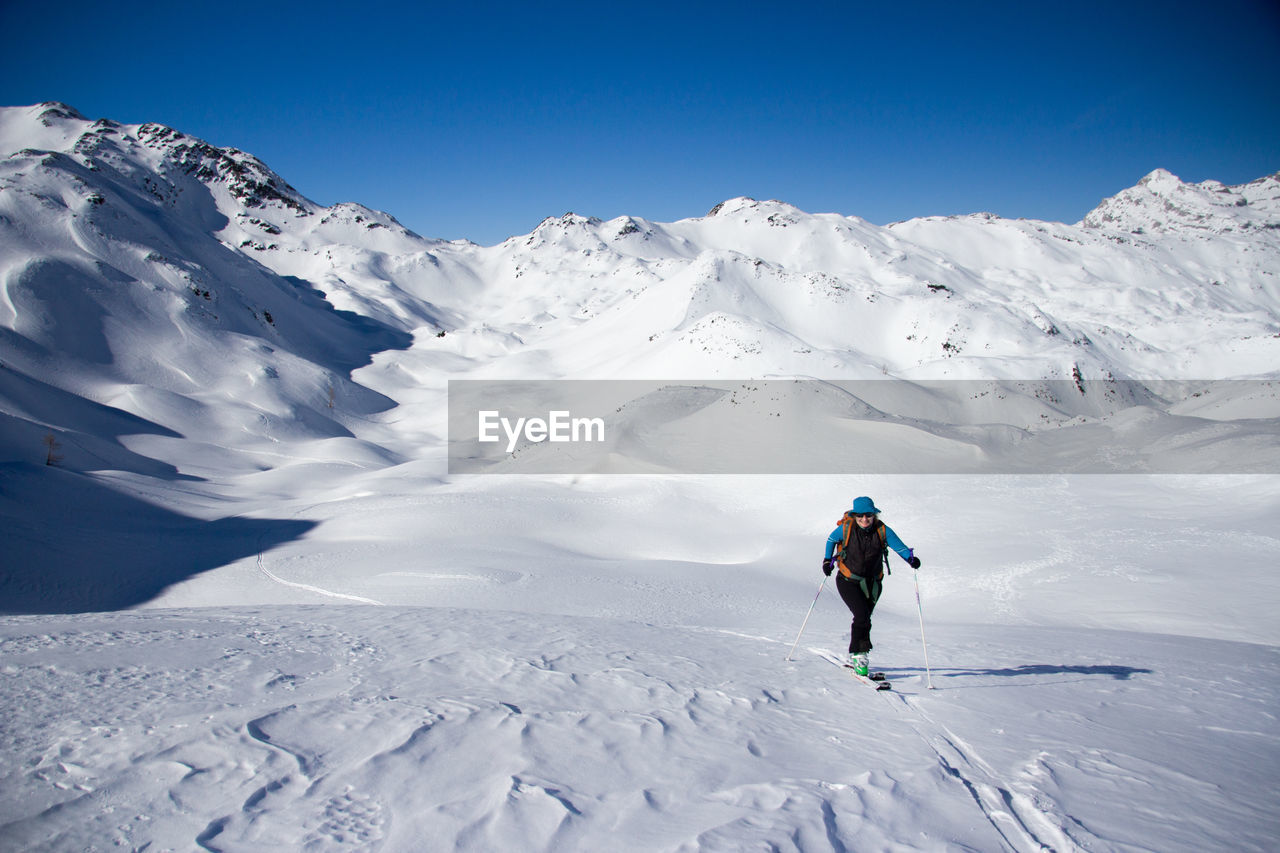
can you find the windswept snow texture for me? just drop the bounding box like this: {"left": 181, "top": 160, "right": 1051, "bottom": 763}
{"left": 2, "top": 607, "right": 1277, "bottom": 853}
{"left": 1, "top": 103, "right": 1279, "bottom": 851}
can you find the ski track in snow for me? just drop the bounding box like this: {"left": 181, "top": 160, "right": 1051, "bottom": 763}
{"left": 255, "top": 549, "right": 384, "bottom": 607}
{"left": 811, "top": 643, "right": 1082, "bottom": 853}
{"left": 892, "top": 696, "right": 1089, "bottom": 853}
{"left": 254, "top": 502, "right": 386, "bottom": 606}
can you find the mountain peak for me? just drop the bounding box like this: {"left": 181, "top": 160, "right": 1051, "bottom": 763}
{"left": 1080, "top": 169, "right": 1279, "bottom": 236}
{"left": 1137, "top": 167, "right": 1181, "bottom": 190}
{"left": 33, "top": 102, "right": 86, "bottom": 125}
{"left": 133, "top": 122, "right": 309, "bottom": 215}
{"left": 535, "top": 212, "right": 603, "bottom": 230}
{"left": 705, "top": 197, "right": 805, "bottom": 219}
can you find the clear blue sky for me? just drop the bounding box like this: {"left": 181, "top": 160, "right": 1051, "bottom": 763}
{"left": 3, "top": 1, "right": 1278, "bottom": 245}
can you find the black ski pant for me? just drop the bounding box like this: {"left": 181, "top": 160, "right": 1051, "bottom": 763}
{"left": 836, "top": 572, "right": 881, "bottom": 654}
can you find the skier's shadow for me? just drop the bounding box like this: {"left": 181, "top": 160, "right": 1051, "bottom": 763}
{"left": 891, "top": 663, "right": 1152, "bottom": 684}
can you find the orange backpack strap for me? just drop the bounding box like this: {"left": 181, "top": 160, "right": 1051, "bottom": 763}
{"left": 835, "top": 513, "right": 855, "bottom": 578}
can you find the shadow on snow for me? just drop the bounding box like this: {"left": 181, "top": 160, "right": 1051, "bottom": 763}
{"left": 0, "top": 463, "right": 315, "bottom": 614}
{"left": 890, "top": 663, "right": 1154, "bottom": 683}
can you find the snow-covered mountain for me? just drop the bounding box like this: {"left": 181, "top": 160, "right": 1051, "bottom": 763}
{"left": 2, "top": 103, "right": 1279, "bottom": 851}
{"left": 3, "top": 102, "right": 1278, "bottom": 477}
{"left": 1081, "top": 165, "right": 1280, "bottom": 236}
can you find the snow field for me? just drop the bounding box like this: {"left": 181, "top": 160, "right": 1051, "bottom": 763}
{"left": 1, "top": 607, "right": 1276, "bottom": 852}
{"left": 139, "top": 472, "right": 1280, "bottom": 647}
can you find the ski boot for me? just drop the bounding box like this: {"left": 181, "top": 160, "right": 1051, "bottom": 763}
{"left": 848, "top": 652, "right": 869, "bottom": 677}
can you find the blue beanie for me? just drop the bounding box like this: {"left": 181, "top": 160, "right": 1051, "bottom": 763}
{"left": 851, "top": 496, "right": 881, "bottom": 514}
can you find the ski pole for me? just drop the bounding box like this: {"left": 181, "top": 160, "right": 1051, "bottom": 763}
{"left": 913, "top": 566, "right": 935, "bottom": 689}
{"left": 786, "top": 575, "right": 828, "bottom": 661}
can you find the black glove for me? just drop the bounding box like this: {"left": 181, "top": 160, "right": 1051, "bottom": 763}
{"left": 822, "top": 558, "right": 834, "bottom": 576}
{"left": 908, "top": 555, "right": 921, "bottom": 569}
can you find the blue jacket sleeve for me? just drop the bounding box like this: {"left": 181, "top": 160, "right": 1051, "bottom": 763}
{"left": 824, "top": 526, "right": 843, "bottom": 559}
{"left": 883, "top": 524, "right": 913, "bottom": 562}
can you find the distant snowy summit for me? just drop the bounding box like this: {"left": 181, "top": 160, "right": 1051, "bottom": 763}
{"left": 0, "top": 102, "right": 431, "bottom": 252}
{"left": 3, "top": 102, "right": 310, "bottom": 213}
{"left": 1081, "top": 167, "right": 1280, "bottom": 236}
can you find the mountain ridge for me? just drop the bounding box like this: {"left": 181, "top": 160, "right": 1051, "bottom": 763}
{"left": 9, "top": 103, "right": 1278, "bottom": 244}
{"left": 1, "top": 102, "right": 1277, "bottom": 478}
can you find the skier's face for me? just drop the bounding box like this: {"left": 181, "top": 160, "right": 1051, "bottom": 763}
{"left": 854, "top": 513, "right": 876, "bottom": 528}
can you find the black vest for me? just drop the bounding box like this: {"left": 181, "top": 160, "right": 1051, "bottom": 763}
{"left": 841, "top": 521, "right": 887, "bottom": 578}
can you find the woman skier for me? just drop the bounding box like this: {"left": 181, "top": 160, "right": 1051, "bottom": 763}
{"left": 821, "top": 496, "right": 920, "bottom": 676}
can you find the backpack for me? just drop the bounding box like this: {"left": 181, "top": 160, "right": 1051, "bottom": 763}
{"left": 835, "top": 512, "right": 892, "bottom": 581}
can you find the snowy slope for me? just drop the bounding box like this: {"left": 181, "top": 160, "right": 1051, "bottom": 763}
{"left": 0, "top": 104, "right": 416, "bottom": 479}
{"left": 1, "top": 103, "right": 1279, "bottom": 852}
{"left": 2, "top": 607, "right": 1276, "bottom": 852}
